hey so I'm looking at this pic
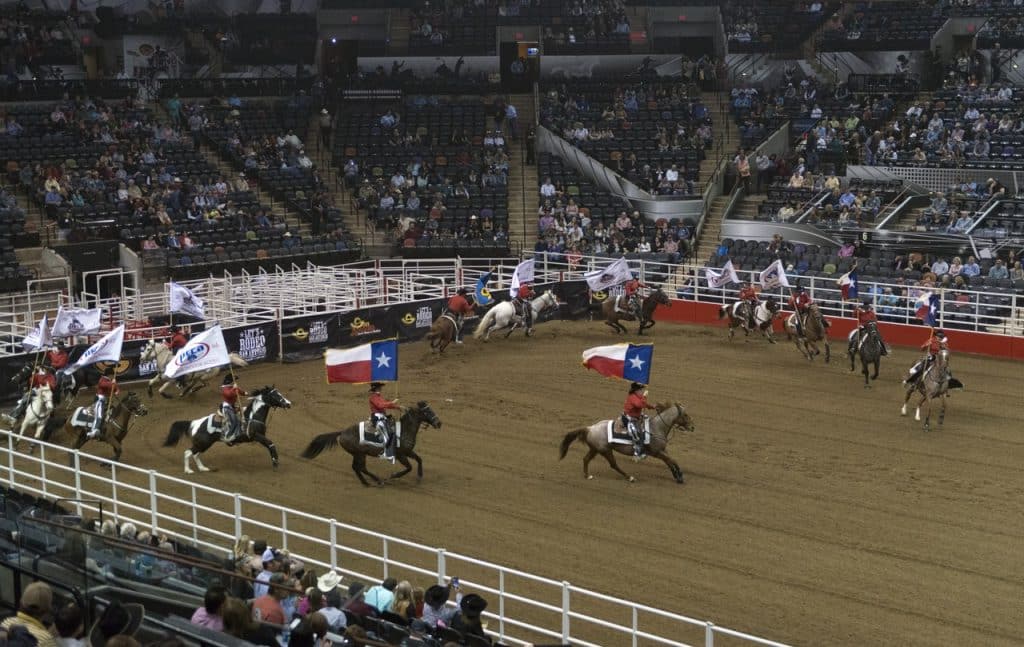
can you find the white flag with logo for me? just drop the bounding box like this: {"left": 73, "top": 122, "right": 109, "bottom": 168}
{"left": 758, "top": 259, "right": 791, "bottom": 289}
{"left": 509, "top": 258, "right": 536, "bottom": 297}
{"left": 51, "top": 306, "right": 103, "bottom": 337}
{"left": 584, "top": 257, "right": 633, "bottom": 291}
{"left": 169, "top": 282, "right": 206, "bottom": 319}
{"left": 64, "top": 324, "right": 125, "bottom": 374}
{"left": 22, "top": 314, "right": 53, "bottom": 351}
{"left": 163, "top": 325, "right": 230, "bottom": 379}
{"left": 705, "top": 260, "right": 740, "bottom": 289}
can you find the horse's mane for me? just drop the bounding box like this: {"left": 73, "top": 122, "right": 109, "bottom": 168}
{"left": 654, "top": 402, "right": 676, "bottom": 412}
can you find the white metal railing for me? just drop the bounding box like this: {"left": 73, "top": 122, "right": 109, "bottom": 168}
{"left": 0, "top": 431, "right": 789, "bottom": 647}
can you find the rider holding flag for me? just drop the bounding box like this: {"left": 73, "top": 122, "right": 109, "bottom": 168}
{"left": 86, "top": 367, "right": 120, "bottom": 440}
{"left": 905, "top": 329, "right": 948, "bottom": 385}
{"left": 622, "top": 274, "right": 646, "bottom": 317}
{"left": 737, "top": 281, "right": 759, "bottom": 329}
{"left": 514, "top": 282, "right": 536, "bottom": 332}
{"left": 220, "top": 374, "right": 250, "bottom": 445}
{"left": 622, "top": 382, "right": 656, "bottom": 460}
{"left": 445, "top": 288, "right": 476, "bottom": 344}
{"left": 788, "top": 285, "right": 813, "bottom": 335}
{"left": 369, "top": 381, "right": 401, "bottom": 461}
{"left": 848, "top": 300, "right": 888, "bottom": 357}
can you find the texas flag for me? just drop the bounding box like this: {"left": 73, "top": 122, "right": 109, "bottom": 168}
{"left": 582, "top": 343, "right": 653, "bottom": 384}
{"left": 325, "top": 339, "right": 399, "bottom": 384}
{"left": 838, "top": 268, "right": 859, "bottom": 300}
{"left": 915, "top": 292, "right": 939, "bottom": 327}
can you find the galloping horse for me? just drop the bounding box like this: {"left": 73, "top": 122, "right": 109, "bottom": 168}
{"left": 425, "top": 314, "right": 458, "bottom": 354}
{"left": 9, "top": 362, "right": 82, "bottom": 409}
{"left": 140, "top": 339, "right": 249, "bottom": 399}
{"left": 473, "top": 291, "right": 559, "bottom": 341}
{"left": 15, "top": 385, "right": 54, "bottom": 452}
{"left": 901, "top": 349, "right": 961, "bottom": 431}
{"left": 163, "top": 385, "right": 292, "bottom": 474}
{"left": 850, "top": 321, "right": 883, "bottom": 387}
{"left": 784, "top": 303, "right": 831, "bottom": 362}
{"left": 558, "top": 402, "right": 695, "bottom": 483}
{"left": 601, "top": 288, "right": 671, "bottom": 335}
{"left": 301, "top": 401, "right": 442, "bottom": 486}
{"left": 41, "top": 391, "right": 149, "bottom": 466}
{"left": 718, "top": 298, "right": 781, "bottom": 342}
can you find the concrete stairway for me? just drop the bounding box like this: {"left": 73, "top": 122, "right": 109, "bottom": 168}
{"left": 505, "top": 94, "right": 537, "bottom": 253}
{"left": 698, "top": 91, "right": 741, "bottom": 188}
{"left": 732, "top": 193, "right": 765, "bottom": 221}
{"left": 889, "top": 206, "right": 927, "bottom": 231}
{"left": 305, "top": 111, "right": 376, "bottom": 247}
{"left": 387, "top": 9, "right": 411, "bottom": 56}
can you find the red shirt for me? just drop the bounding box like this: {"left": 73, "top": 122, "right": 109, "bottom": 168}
{"left": 167, "top": 332, "right": 188, "bottom": 351}
{"left": 251, "top": 594, "right": 286, "bottom": 625}
{"left": 31, "top": 372, "right": 56, "bottom": 389}
{"left": 738, "top": 286, "right": 758, "bottom": 301}
{"left": 221, "top": 385, "right": 244, "bottom": 405}
{"left": 921, "top": 336, "right": 946, "bottom": 354}
{"left": 446, "top": 294, "right": 474, "bottom": 315}
{"left": 856, "top": 308, "right": 877, "bottom": 325}
{"left": 517, "top": 284, "right": 534, "bottom": 300}
{"left": 96, "top": 376, "right": 120, "bottom": 397}
{"left": 47, "top": 349, "right": 69, "bottom": 369}
{"left": 624, "top": 279, "right": 646, "bottom": 297}
{"left": 369, "top": 392, "right": 400, "bottom": 415}
{"left": 789, "top": 292, "right": 811, "bottom": 310}
{"left": 623, "top": 391, "right": 652, "bottom": 418}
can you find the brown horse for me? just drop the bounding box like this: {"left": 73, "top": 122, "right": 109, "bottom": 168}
{"left": 600, "top": 288, "right": 671, "bottom": 335}
{"left": 559, "top": 402, "right": 695, "bottom": 483}
{"left": 300, "top": 401, "right": 442, "bottom": 486}
{"left": 425, "top": 314, "right": 459, "bottom": 353}
{"left": 783, "top": 303, "right": 831, "bottom": 362}
{"left": 40, "top": 391, "right": 149, "bottom": 466}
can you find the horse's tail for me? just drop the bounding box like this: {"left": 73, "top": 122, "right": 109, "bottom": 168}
{"left": 559, "top": 427, "right": 588, "bottom": 460}
{"left": 163, "top": 420, "right": 191, "bottom": 447}
{"left": 718, "top": 305, "right": 728, "bottom": 320}
{"left": 473, "top": 308, "right": 498, "bottom": 339}
{"left": 301, "top": 431, "right": 344, "bottom": 460}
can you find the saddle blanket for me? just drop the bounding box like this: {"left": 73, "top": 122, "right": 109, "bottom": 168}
{"left": 606, "top": 419, "right": 650, "bottom": 445}
{"left": 70, "top": 406, "right": 96, "bottom": 428}
{"left": 358, "top": 420, "right": 402, "bottom": 451}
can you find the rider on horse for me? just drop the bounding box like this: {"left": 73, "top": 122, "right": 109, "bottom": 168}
{"left": 622, "top": 275, "right": 646, "bottom": 317}
{"left": 904, "top": 329, "right": 948, "bottom": 385}
{"left": 445, "top": 288, "right": 476, "bottom": 344}
{"left": 86, "top": 367, "right": 119, "bottom": 440}
{"left": 45, "top": 341, "right": 70, "bottom": 372}
{"left": 621, "top": 381, "right": 656, "bottom": 459}
{"left": 737, "top": 282, "right": 759, "bottom": 329}
{"left": 220, "top": 373, "right": 249, "bottom": 445}
{"left": 514, "top": 282, "right": 536, "bottom": 332}
{"left": 167, "top": 325, "right": 189, "bottom": 387}
{"left": 3, "top": 366, "right": 56, "bottom": 425}
{"left": 369, "top": 381, "right": 401, "bottom": 461}
{"left": 788, "top": 285, "right": 824, "bottom": 335}
{"left": 848, "top": 300, "right": 888, "bottom": 356}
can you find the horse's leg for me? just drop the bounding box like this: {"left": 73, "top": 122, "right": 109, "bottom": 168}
{"left": 651, "top": 450, "right": 684, "bottom": 484}
{"left": 901, "top": 387, "right": 913, "bottom": 416}
{"left": 68, "top": 429, "right": 85, "bottom": 467}
{"left": 107, "top": 435, "right": 123, "bottom": 463}
{"left": 405, "top": 449, "right": 424, "bottom": 481}
{"left": 824, "top": 339, "right": 831, "bottom": 363}
{"left": 350, "top": 454, "right": 371, "bottom": 486}
{"left": 938, "top": 395, "right": 947, "bottom": 426}
{"left": 146, "top": 377, "right": 156, "bottom": 398}
{"left": 871, "top": 359, "right": 880, "bottom": 381}
{"left": 193, "top": 449, "right": 212, "bottom": 472}
{"left": 355, "top": 454, "right": 383, "bottom": 487}
{"left": 256, "top": 434, "right": 279, "bottom": 470}
{"left": 582, "top": 448, "right": 597, "bottom": 480}
{"left": 605, "top": 320, "right": 620, "bottom": 334}
{"left": 601, "top": 450, "right": 636, "bottom": 483}
{"left": 727, "top": 322, "right": 735, "bottom": 341}
{"left": 183, "top": 448, "right": 194, "bottom": 474}
{"left": 389, "top": 454, "right": 413, "bottom": 480}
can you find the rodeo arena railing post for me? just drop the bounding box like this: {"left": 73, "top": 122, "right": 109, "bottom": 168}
{"left": 2, "top": 251, "right": 1022, "bottom": 646}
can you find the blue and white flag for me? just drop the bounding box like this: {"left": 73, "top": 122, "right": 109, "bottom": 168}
{"left": 475, "top": 271, "right": 494, "bottom": 306}
{"left": 164, "top": 325, "right": 230, "bottom": 379}
{"left": 169, "top": 282, "right": 206, "bottom": 319}
{"left": 705, "top": 260, "right": 740, "bottom": 289}
{"left": 51, "top": 306, "right": 103, "bottom": 337}
{"left": 22, "top": 314, "right": 53, "bottom": 351}
{"left": 63, "top": 324, "right": 124, "bottom": 374}
{"left": 584, "top": 257, "right": 633, "bottom": 291}
{"left": 758, "top": 259, "right": 791, "bottom": 289}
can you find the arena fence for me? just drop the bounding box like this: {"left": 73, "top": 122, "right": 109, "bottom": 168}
{"left": 0, "top": 432, "right": 789, "bottom": 647}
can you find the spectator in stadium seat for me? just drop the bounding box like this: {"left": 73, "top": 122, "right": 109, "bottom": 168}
{"left": 364, "top": 578, "right": 397, "bottom": 613}
{"left": 449, "top": 594, "right": 490, "bottom": 642}
{"left": 252, "top": 573, "right": 288, "bottom": 625}
{"left": 962, "top": 256, "right": 981, "bottom": 277}
{"left": 931, "top": 257, "right": 949, "bottom": 277}
{"left": 988, "top": 258, "right": 1009, "bottom": 280}
{"left": 421, "top": 585, "right": 456, "bottom": 628}
{"left": 191, "top": 585, "right": 227, "bottom": 631}
{"left": 253, "top": 548, "right": 284, "bottom": 598}
{"left": 54, "top": 601, "right": 86, "bottom": 647}
{"left": 1, "top": 581, "right": 57, "bottom": 647}
{"left": 222, "top": 598, "right": 277, "bottom": 646}
{"left": 344, "top": 582, "right": 379, "bottom": 618}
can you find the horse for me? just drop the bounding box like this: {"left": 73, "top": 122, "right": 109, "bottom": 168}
{"left": 425, "top": 313, "right": 458, "bottom": 354}
{"left": 601, "top": 288, "right": 672, "bottom": 335}
{"left": 783, "top": 303, "right": 831, "bottom": 362}
{"left": 8, "top": 362, "right": 82, "bottom": 410}
{"left": 718, "top": 298, "right": 780, "bottom": 343}
{"left": 140, "top": 339, "right": 250, "bottom": 399}
{"left": 473, "top": 291, "right": 559, "bottom": 341}
{"left": 14, "top": 385, "right": 54, "bottom": 452}
{"left": 850, "top": 321, "right": 883, "bottom": 387}
{"left": 300, "top": 401, "right": 442, "bottom": 487}
{"left": 40, "top": 391, "right": 149, "bottom": 466}
{"left": 901, "top": 349, "right": 961, "bottom": 431}
{"left": 162, "top": 385, "right": 292, "bottom": 474}
{"left": 558, "top": 402, "right": 696, "bottom": 483}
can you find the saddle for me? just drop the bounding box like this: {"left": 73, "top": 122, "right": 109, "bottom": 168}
{"left": 607, "top": 418, "right": 650, "bottom": 445}
{"left": 70, "top": 406, "right": 96, "bottom": 428}
{"left": 359, "top": 419, "right": 402, "bottom": 451}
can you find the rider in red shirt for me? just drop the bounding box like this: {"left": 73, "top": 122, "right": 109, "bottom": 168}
{"left": 849, "top": 300, "right": 888, "bottom": 356}
{"left": 446, "top": 288, "right": 476, "bottom": 343}
{"left": 87, "top": 368, "right": 120, "bottom": 439}
{"left": 46, "top": 342, "right": 69, "bottom": 371}
{"left": 737, "top": 282, "right": 759, "bottom": 328}
{"left": 220, "top": 373, "right": 249, "bottom": 445}
{"left": 622, "top": 276, "right": 646, "bottom": 316}
{"left": 621, "top": 382, "right": 656, "bottom": 459}
{"left": 905, "top": 330, "right": 948, "bottom": 385}
{"left": 788, "top": 286, "right": 813, "bottom": 335}
{"left": 30, "top": 368, "right": 57, "bottom": 391}
{"left": 369, "top": 381, "right": 401, "bottom": 460}
{"left": 515, "top": 283, "right": 536, "bottom": 332}
{"left": 166, "top": 325, "right": 188, "bottom": 352}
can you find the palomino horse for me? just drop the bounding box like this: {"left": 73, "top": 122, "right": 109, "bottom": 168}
{"left": 301, "top": 401, "right": 442, "bottom": 486}
{"left": 558, "top": 402, "right": 695, "bottom": 483}
{"left": 718, "top": 297, "right": 781, "bottom": 342}
{"left": 850, "top": 321, "right": 883, "bottom": 387}
{"left": 140, "top": 339, "right": 249, "bottom": 399}
{"left": 601, "top": 288, "right": 672, "bottom": 335}
{"left": 425, "top": 314, "right": 458, "bottom": 354}
{"left": 41, "top": 391, "right": 149, "bottom": 466}
{"left": 11, "top": 385, "right": 54, "bottom": 452}
{"left": 784, "top": 303, "right": 831, "bottom": 362}
{"left": 163, "top": 385, "right": 292, "bottom": 474}
{"left": 473, "top": 291, "right": 559, "bottom": 341}
{"left": 901, "top": 349, "right": 961, "bottom": 431}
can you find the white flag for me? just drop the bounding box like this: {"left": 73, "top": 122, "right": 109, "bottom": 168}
{"left": 51, "top": 306, "right": 103, "bottom": 338}
{"left": 509, "top": 258, "right": 536, "bottom": 297}
{"left": 584, "top": 257, "right": 633, "bottom": 291}
{"left": 22, "top": 315, "right": 53, "bottom": 351}
{"left": 169, "top": 282, "right": 206, "bottom": 319}
{"left": 758, "top": 259, "right": 791, "bottom": 289}
{"left": 163, "top": 325, "right": 230, "bottom": 379}
{"left": 64, "top": 324, "right": 125, "bottom": 374}
{"left": 705, "top": 260, "right": 740, "bottom": 290}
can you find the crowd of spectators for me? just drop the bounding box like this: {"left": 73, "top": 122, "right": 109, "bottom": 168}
{"left": 723, "top": 1, "right": 831, "bottom": 52}
{"left": 817, "top": 1, "right": 947, "bottom": 50}
{"left": 0, "top": 7, "right": 76, "bottom": 79}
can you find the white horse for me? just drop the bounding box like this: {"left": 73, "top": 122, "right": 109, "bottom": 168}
{"left": 473, "top": 291, "right": 559, "bottom": 341}
{"left": 140, "top": 339, "right": 249, "bottom": 399}
{"left": 16, "top": 385, "right": 54, "bottom": 452}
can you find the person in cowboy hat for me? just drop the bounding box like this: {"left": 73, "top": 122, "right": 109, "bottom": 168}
{"left": 905, "top": 329, "right": 949, "bottom": 385}
{"left": 220, "top": 373, "right": 250, "bottom": 445}
{"left": 88, "top": 601, "right": 145, "bottom": 647}
{"left": 166, "top": 324, "right": 189, "bottom": 388}
{"left": 622, "top": 381, "right": 656, "bottom": 459}
{"left": 513, "top": 281, "right": 536, "bottom": 332}
{"left": 445, "top": 287, "right": 476, "bottom": 344}
{"left": 450, "top": 593, "right": 490, "bottom": 640}
{"left": 421, "top": 584, "right": 457, "bottom": 628}
{"left": 621, "top": 272, "right": 647, "bottom": 317}
{"left": 368, "top": 382, "right": 401, "bottom": 461}
{"left": 787, "top": 284, "right": 812, "bottom": 336}
{"left": 848, "top": 298, "right": 888, "bottom": 357}
{"left": 86, "top": 366, "right": 120, "bottom": 440}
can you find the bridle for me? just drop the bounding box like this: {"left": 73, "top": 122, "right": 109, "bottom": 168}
{"left": 652, "top": 403, "right": 689, "bottom": 439}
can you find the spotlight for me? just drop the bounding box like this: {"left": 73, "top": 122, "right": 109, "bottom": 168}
{"left": 330, "top": 37, "right": 337, "bottom": 45}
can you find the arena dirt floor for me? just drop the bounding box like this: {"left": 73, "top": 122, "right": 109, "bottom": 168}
{"left": 25, "top": 319, "right": 1024, "bottom": 646}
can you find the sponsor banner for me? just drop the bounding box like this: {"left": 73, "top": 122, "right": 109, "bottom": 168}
{"left": 393, "top": 298, "right": 446, "bottom": 341}
{"left": 281, "top": 314, "right": 342, "bottom": 362}
{"left": 224, "top": 322, "right": 279, "bottom": 364}
{"left": 338, "top": 307, "right": 396, "bottom": 346}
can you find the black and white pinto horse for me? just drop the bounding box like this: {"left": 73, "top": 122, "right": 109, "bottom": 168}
{"left": 162, "top": 386, "right": 292, "bottom": 474}
{"left": 718, "top": 298, "right": 781, "bottom": 342}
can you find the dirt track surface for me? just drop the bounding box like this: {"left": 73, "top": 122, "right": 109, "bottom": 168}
{"left": 39, "top": 320, "right": 1024, "bottom": 646}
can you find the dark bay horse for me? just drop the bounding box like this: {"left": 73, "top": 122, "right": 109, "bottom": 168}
{"left": 850, "top": 321, "right": 883, "bottom": 387}
{"left": 425, "top": 314, "right": 458, "bottom": 354}
{"left": 300, "top": 401, "right": 442, "bottom": 486}
{"left": 163, "top": 386, "right": 292, "bottom": 474}
{"left": 601, "top": 288, "right": 671, "bottom": 335}
{"left": 40, "top": 391, "right": 150, "bottom": 466}
{"left": 559, "top": 402, "right": 695, "bottom": 483}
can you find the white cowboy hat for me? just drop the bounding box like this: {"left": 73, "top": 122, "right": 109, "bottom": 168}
{"left": 317, "top": 570, "right": 342, "bottom": 593}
